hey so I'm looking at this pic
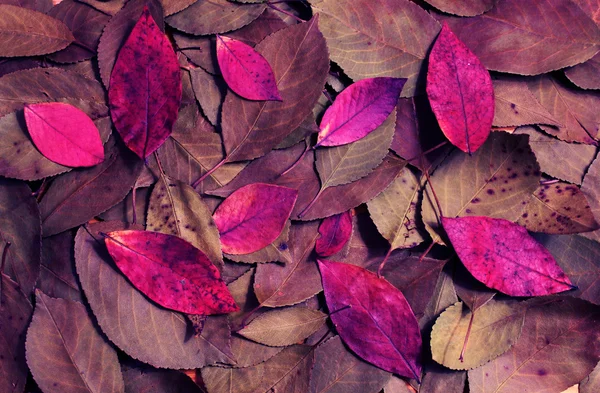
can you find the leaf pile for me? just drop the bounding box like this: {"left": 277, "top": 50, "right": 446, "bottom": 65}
{"left": 2, "top": 1, "right": 600, "bottom": 393}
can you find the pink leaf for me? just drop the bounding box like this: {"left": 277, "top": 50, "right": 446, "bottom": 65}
{"left": 318, "top": 259, "right": 422, "bottom": 380}
{"left": 104, "top": 230, "right": 239, "bottom": 315}
{"left": 426, "top": 23, "right": 494, "bottom": 154}
{"left": 23, "top": 102, "right": 104, "bottom": 167}
{"left": 316, "top": 77, "right": 406, "bottom": 147}
{"left": 216, "top": 35, "right": 281, "bottom": 101}
{"left": 442, "top": 216, "right": 574, "bottom": 296}
{"left": 213, "top": 183, "right": 298, "bottom": 255}
{"left": 315, "top": 211, "right": 352, "bottom": 257}
{"left": 108, "top": 7, "right": 182, "bottom": 159}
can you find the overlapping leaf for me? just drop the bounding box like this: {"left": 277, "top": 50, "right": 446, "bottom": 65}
{"left": 316, "top": 211, "right": 353, "bottom": 258}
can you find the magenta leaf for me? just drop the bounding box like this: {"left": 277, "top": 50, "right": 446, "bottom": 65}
{"left": 104, "top": 230, "right": 239, "bottom": 315}
{"left": 316, "top": 77, "right": 406, "bottom": 147}
{"left": 108, "top": 7, "right": 182, "bottom": 159}
{"left": 442, "top": 216, "right": 574, "bottom": 296}
{"left": 23, "top": 102, "right": 104, "bottom": 168}
{"left": 213, "top": 183, "right": 298, "bottom": 255}
{"left": 318, "top": 259, "right": 422, "bottom": 380}
{"left": 216, "top": 35, "right": 281, "bottom": 101}
{"left": 315, "top": 211, "right": 352, "bottom": 257}
{"left": 426, "top": 23, "right": 494, "bottom": 154}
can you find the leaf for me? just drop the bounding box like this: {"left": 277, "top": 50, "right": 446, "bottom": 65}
{"left": 316, "top": 78, "right": 405, "bottom": 147}
{"left": 166, "top": 0, "right": 265, "bottom": 35}
{"left": 310, "top": 0, "right": 440, "bottom": 96}
{"left": 581, "top": 155, "right": 600, "bottom": 242}
{"left": 23, "top": 102, "right": 104, "bottom": 167}
{"left": 25, "top": 291, "right": 124, "bottom": 393}
{"left": 422, "top": 264, "right": 459, "bottom": 328}
{"left": 453, "top": 263, "right": 496, "bottom": 312}
{"left": 216, "top": 35, "right": 281, "bottom": 101}
{"left": 442, "top": 216, "right": 574, "bottom": 296}
{"left": 226, "top": 219, "right": 292, "bottom": 264}
{"left": 121, "top": 361, "right": 204, "bottom": 393}
{"left": 424, "top": 0, "right": 495, "bottom": 16}
{"left": 190, "top": 67, "right": 226, "bottom": 126}
{"left": 518, "top": 181, "right": 599, "bottom": 234}
{"left": 565, "top": 53, "right": 600, "bottom": 90}
{"left": 39, "top": 232, "right": 82, "bottom": 302}
{"left": 40, "top": 137, "right": 143, "bottom": 236}
{"left": 427, "top": 24, "right": 494, "bottom": 154}
{"left": 147, "top": 175, "right": 223, "bottom": 267}
{"left": 419, "top": 362, "right": 467, "bottom": 393}
{"left": 238, "top": 307, "right": 327, "bottom": 347}
{"left": 580, "top": 361, "right": 600, "bottom": 393}
{"left": 443, "top": 0, "right": 600, "bottom": 75}
{"left": 367, "top": 167, "right": 425, "bottom": 252}
{"left": 213, "top": 183, "right": 298, "bottom": 255}
{"left": 0, "top": 5, "right": 74, "bottom": 57}
{"left": 431, "top": 300, "right": 525, "bottom": 370}
{"left": 161, "top": 0, "right": 196, "bottom": 16}
{"left": 468, "top": 297, "right": 600, "bottom": 393}
{"left": 74, "top": 221, "right": 235, "bottom": 368}
{"left": 109, "top": 7, "right": 181, "bottom": 159}
{"left": 316, "top": 211, "right": 353, "bottom": 258}
{"left": 318, "top": 259, "right": 422, "bottom": 379}
{"left": 310, "top": 335, "right": 391, "bottom": 393}
{"left": 220, "top": 15, "right": 328, "bottom": 162}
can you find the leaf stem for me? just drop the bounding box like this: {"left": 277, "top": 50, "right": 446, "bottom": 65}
{"left": 1, "top": 241, "right": 11, "bottom": 275}
{"left": 297, "top": 187, "right": 324, "bottom": 219}
{"left": 236, "top": 304, "right": 262, "bottom": 331}
{"left": 267, "top": 3, "right": 306, "bottom": 22}
{"left": 422, "top": 157, "right": 444, "bottom": 218}
{"left": 539, "top": 179, "right": 559, "bottom": 186}
{"left": 377, "top": 246, "right": 393, "bottom": 278}
{"left": 280, "top": 139, "right": 311, "bottom": 177}
{"left": 328, "top": 304, "right": 351, "bottom": 316}
{"left": 417, "top": 241, "right": 435, "bottom": 264}
{"left": 131, "top": 179, "right": 138, "bottom": 225}
{"left": 403, "top": 141, "right": 449, "bottom": 163}
{"left": 191, "top": 157, "right": 227, "bottom": 189}
{"left": 459, "top": 310, "right": 475, "bottom": 363}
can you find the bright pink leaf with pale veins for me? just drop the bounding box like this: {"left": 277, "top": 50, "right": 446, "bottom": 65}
{"left": 318, "top": 259, "right": 422, "bottom": 380}
{"left": 315, "top": 211, "right": 352, "bottom": 257}
{"left": 213, "top": 183, "right": 298, "bottom": 255}
{"left": 216, "top": 35, "right": 281, "bottom": 101}
{"left": 23, "top": 102, "right": 104, "bottom": 167}
{"left": 316, "top": 77, "right": 406, "bottom": 147}
{"left": 442, "top": 216, "right": 574, "bottom": 297}
{"left": 108, "top": 7, "right": 182, "bottom": 159}
{"left": 426, "top": 23, "right": 494, "bottom": 154}
{"left": 104, "top": 230, "right": 238, "bottom": 315}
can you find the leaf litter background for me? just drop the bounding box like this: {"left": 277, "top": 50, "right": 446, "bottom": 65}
{"left": 2, "top": 0, "right": 600, "bottom": 393}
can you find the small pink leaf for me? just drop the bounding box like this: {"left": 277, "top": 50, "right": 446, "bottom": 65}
{"left": 213, "top": 183, "right": 298, "bottom": 255}
{"left": 442, "top": 216, "right": 574, "bottom": 296}
{"left": 316, "top": 77, "right": 406, "bottom": 147}
{"left": 104, "top": 230, "right": 238, "bottom": 315}
{"left": 426, "top": 23, "right": 494, "bottom": 154}
{"left": 318, "top": 259, "right": 422, "bottom": 380}
{"left": 108, "top": 7, "right": 182, "bottom": 159}
{"left": 23, "top": 103, "right": 104, "bottom": 167}
{"left": 315, "top": 211, "right": 352, "bottom": 257}
{"left": 216, "top": 35, "right": 281, "bottom": 101}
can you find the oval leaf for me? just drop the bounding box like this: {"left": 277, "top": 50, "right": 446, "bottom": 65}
{"left": 316, "top": 211, "right": 353, "bottom": 257}
{"left": 104, "top": 230, "right": 238, "bottom": 315}
{"left": 24, "top": 103, "right": 104, "bottom": 167}
{"left": 108, "top": 7, "right": 182, "bottom": 158}
{"left": 213, "top": 183, "right": 298, "bottom": 255}
{"left": 318, "top": 259, "right": 422, "bottom": 379}
{"left": 427, "top": 24, "right": 494, "bottom": 154}
{"left": 316, "top": 77, "right": 405, "bottom": 147}
{"left": 442, "top": 216, "right": 574, "bottom": 296}
{"left": 216, "top": 35, "right": 281, "bottom": 101}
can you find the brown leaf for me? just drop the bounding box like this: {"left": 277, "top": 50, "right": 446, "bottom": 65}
{"left": 121, "top": 360, "right": 204, "bottom": 393}
{"left": 565, "top": 53, "right": 600, "bottom": 90}
{"left": 580, "top": 360, "right": 600, "bottom": 393}
{"left": 424, "top": 0, "right": 495, "bottom": 16}
{"left": 190, "top": 67, "right": 226, "bottom": 126}
{"left": 39, "top": 232, "right": 82, "bottom": 302}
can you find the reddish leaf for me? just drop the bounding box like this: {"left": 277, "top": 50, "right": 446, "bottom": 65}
{"left": 442, "top": 216, "right": 574, "bottom": 296}
{"left": 104, "top": 230, "right": 238, "bottom": 315}
{"left": 24, "top": 102, "right": 104, "bottom": 167}
{"left": 315, "top": 211, "right": 352, "bottom": 257}
{"left": 108, "top": 7, "right": 182, "bottom": 159}
{"left": 316, "top": 77, "right": 406, "bottom": 147}
{"left": 318, "top": 259, "right": 422, "bottom": 380}
{"left": 213, "top": 183, "right": 298, "bottom": 255}
{"left": 426, "top": 24, "right": 494, "bottom": 154}
{"left": 216, "top": 35, "right": 281, "bottom": 101}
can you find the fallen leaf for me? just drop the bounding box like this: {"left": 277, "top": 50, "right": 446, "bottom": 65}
{"left": 453, "top": 263, "right": 496, "bottom": 312}
{"left": 565, "top": 53, "right": 600, "bottom": 90}
{"left": 580, "top": 360, "right": 600, "bottom": 393}
{"left": 419, "top": 362, "right": 467, "bottom": 393}
{"left": 189, "top": 67, "right": 226, "bottom": 125}
{"left": 316, "top": 211, "right": 353, "bottom": 258}
{"left": 581, "top": 155, "right": 600, "bottom": 242}
{"left": 121, "top": 360, "right": 204, "bottom": 393}
{"left": 161, "top": 0, "right": 196, "bottom": 16}
{"left": 39, "top": 231, "right": 82, "bottom": 302}
{"left": 424, "top": 0, "right": 495, "bottom": 16}
{"left": 226, "top": 219, "right": 292, "bottom": 264}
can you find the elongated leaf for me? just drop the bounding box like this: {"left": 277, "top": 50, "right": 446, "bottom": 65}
{"left": 0, "top": 5, "right": 74, "bottom": 57}
{"left": 319, "top": 260, "right": 422, "bottom": 379}
{"left": 468, "top": 298, "right": 600, "bottom": 393}
{"left": 109, "top": 7, "right": 181, "bottom": 159}
{"left": 310, "top": 0, "right": 440, "bottom": 96}
{"left": 316, "top": 78, "right": 405, "bottom": 147}
{"left": 424, "top": 0, "right": 495, "bottom": 16}
{"left": 24, "top": 103, "right": 104, "bottom": 167}
{"left": 190, "top": 67, "right": 226, "bottom": 126}
{"left": 226, "top": 220, "right": 292, "bottom": 264}
{"left": 216, "top": 35, "right": 281, "bottom": 101}
{"left": 316, "top": 211, "right": 352, "bottom": 258}
{"left": 431, "top": 300, "right": 525, "bottom": 370}
{"left": 565, "top": 53, "right": 600, "bottom": 90}
{"left": 213, "top": 183, "right": 298, "bottom": 255}
{"left": 443, "top": 216, "right": 574, "bottom": 296}
{"left": 444, "top": 0, "right": 600, "bottom": 75}
{"left": 74, "top": 222, "right": 235, "bottom": 368}
{"left": 26, "top": 291, "right": 124, "bottom": 393}
{"left": 427, "top": 24, "right": 494, "bottom": 154}
{"left": 39, "top": 232, "right": 82, "bottom": 302}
